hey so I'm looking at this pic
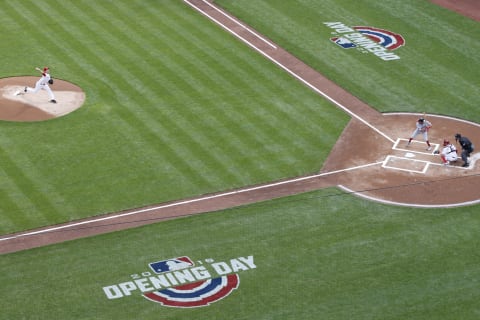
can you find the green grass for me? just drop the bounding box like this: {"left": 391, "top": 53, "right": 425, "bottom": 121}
{"left": 215, "top": 0, "right": 480, "bottom": 121}
{"left": 0, "top": 0, "right": 347, "bottom": 234}
{"left": 2, "top": 189, "right": 480, "bottom": 319}
{"left": 1, "top": 0, "right": 479, "bottom": 318}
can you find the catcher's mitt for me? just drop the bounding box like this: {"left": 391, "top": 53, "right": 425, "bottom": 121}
{"left": 433, "top": 150, "right": 440, "bottom": 154}
{"left": 48, "top": 78, "right": 54, "bottom": 85}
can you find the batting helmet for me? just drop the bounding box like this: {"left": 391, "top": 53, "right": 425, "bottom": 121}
{"left": 443, "top": 139, "right": 450, "bottom": 146}
{"left": 418, "top": 118, "right": 424, "bottom": 123}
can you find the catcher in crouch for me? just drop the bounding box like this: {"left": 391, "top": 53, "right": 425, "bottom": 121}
{"left": 23, "top": 67, "right": 56, "bottom": 103}
{"left": 435, "top": 139, "right": 458, "bottom": 165}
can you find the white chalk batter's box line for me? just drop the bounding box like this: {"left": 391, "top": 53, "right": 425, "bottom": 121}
{"left": 392, "top": 138, "right": 439, "bottom": 155}
{"left": 382, "top": 155, "right": 469, "bottom": 173}
{"left": 382, "top": 155, "right": 430, "bottom": 174}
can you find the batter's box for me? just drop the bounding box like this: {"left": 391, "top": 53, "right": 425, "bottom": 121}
{"left": 393, "top": 138, "right": 439, "bottom": 154}
{"left": 382, "top": 155, "right": 429, "bottom": 174}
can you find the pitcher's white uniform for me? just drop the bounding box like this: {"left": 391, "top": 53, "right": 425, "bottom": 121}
{"left": 25, "top": 67, "right": 56, "bottom": 103}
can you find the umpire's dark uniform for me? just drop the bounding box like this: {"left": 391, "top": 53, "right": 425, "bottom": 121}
{"left": 455, "top": 134, "right": 474, "bottom": 167}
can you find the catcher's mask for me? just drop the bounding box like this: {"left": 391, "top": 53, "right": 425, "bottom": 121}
{"left": 455, "top": 133, "right": 461, "bottom": 141}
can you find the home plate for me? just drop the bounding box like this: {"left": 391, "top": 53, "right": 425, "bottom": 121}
{"left": 404, "top": 152, "right": 416, "bottom": 158}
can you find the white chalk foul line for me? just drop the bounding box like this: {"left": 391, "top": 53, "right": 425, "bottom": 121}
{"left": 198, "top": 0, "right": 277, "bottom": 49}
{"left": 184, "top": 0, "right": 394, "bottom": 143}
{"left": 0, "top": 161, "right": 382, "bottom": 242}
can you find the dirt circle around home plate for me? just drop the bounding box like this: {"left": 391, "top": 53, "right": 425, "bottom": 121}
{"left": 320, "top": 113, "right": 480, "bottom": 207}
{"left": 0, "top": 76, "right": 85, "bottom": 121}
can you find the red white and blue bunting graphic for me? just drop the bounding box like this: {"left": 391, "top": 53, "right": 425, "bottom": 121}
{"left": 143, "top": 274, "right": 240, "bottom": 308}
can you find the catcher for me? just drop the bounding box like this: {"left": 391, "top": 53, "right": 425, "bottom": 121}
{"left": 406, "top": 117, "right": 432, "bottom": 151}
{"left": 434, "top": 139, "right": 458, "bottom": 165}
{"left": 23, "top": 66, "right": 56, "bottom": 103}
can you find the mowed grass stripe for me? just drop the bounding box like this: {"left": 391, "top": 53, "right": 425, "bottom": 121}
{"left": 118, "top": 0, "right": 328, "bottom": 140}
{"left": 0, "top": 145, "right": 67, "bottom": 230}
{"left": 66, "top": 0, "right": 341, "bottom": 182}
{"left": 378, "top": 0, "right": 479, "bottom": 66}
{"left": 84, "top": 47, "right": 242, "bottom": 194}
{"left": 68, "top": 6, "right": 296, "bottom": 150}
{"left": 170, "top": 5, "right": 339, "bottom": 172}
{"left": 50, "top": 0, "right": 167, "bottom": 99}
{"left": 176, "top": 1, "right": 348, "bottom": 151}
{"left": 104, "top": 0, "right": 238, "bottom": 97}
{"left": 78, "top": 3, "right": 171, "bottom": 97}
{"left": 0, "top": 134, "right": 74, "bottom": 229}
{"left": 3, "top": 2, "right": 61, "bottom": 63}
{"left": 52, "top": 1, "right": 191, "bottom": 135}
{"left": 140, "top": 4, "right": 283, "bottom": 105}
{"left": 9, "top": 1, "right": 112, "bottom": 87}
{"left": 78, "top": 2, "right": 243, "bottom": 119}
{"left": 60, "top": 2, "right": 158, "bottom": 96}
{"left": 371, "top": 1, "right": 480, "bottom": 109}
{"left": 109, "top": 1, "right": 322, "bottom": 178}
{"left": 53, "top": 1, "right": 185, "bottom": 107}
{"left": 0, "top": 168, "right": 40, "bottom": 233}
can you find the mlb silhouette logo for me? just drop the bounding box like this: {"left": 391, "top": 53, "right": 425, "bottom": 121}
{"left": 149, "top": 256, "right": 194, "bottom": 274}
{"left": 331, "top": 37, "right": 357, "bottom": 49}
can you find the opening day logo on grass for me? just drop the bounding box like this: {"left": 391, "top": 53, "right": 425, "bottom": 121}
{"left": 324, "top": 22, "right": 405, "bottom": 61}
{"left": 102, "top": 255, "right": 256, "bottom": 308}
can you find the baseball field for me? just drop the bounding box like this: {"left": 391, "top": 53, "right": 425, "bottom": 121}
{"left": 1, "top": 0, "right": 479, "bottom": 319}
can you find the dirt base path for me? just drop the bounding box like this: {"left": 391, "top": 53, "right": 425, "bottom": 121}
{"left": 1, "top": 0, "right": 479, "bottom": 254}
{"left": 430, "top": 0, "right": 480, "bottom": 21}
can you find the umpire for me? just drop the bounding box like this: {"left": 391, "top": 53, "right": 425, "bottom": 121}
{"left": 455, "top": 133, "right": 474, "bottom": 167}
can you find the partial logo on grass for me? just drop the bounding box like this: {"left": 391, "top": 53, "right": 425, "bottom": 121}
{"left": 325, "top": 22, "right": 405, "bottom": 61}
{"left": 102, "top": 255, "right": 256, "bottom": 308}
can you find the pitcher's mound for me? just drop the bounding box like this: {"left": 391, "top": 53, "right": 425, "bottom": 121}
{"left": 0, "top": 76, "right": 85, "bottom": 122}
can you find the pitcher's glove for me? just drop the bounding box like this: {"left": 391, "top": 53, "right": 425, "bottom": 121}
{"left": 48, "top": 79, "right": 54, "bottom": 85}
{"left": 433, "top": 150, "right": 440, "bottom": 154}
